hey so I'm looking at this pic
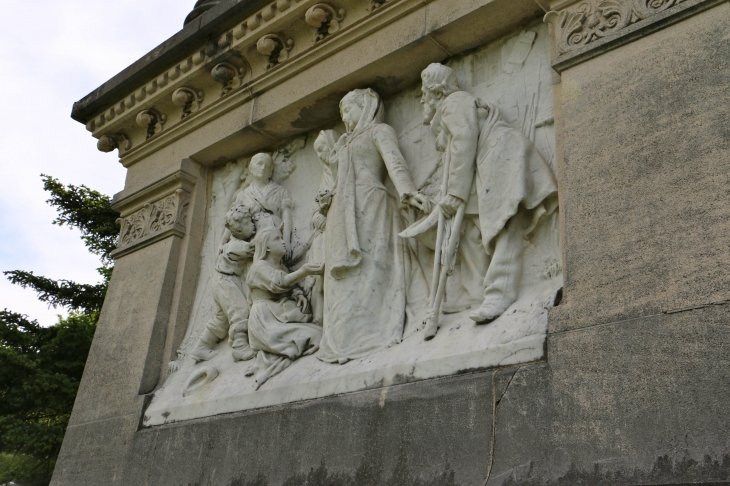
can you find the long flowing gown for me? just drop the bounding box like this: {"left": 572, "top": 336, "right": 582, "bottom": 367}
{"left": 246, "top": 260, "right": 322, "bottom": 388}
{"left": 319, "top": 89, "right": 420, "bottom": 363}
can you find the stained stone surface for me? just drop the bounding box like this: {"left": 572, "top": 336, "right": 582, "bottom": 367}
{"left": 126, "top": 373, "right": 494, "bottom": 486}
{"left": 550, "top": 1, "right": 730, "bottom": 332}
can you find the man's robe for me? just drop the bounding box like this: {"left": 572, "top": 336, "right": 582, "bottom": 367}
{"left": 439, "top": 91, "right": 558, "bottom": 251}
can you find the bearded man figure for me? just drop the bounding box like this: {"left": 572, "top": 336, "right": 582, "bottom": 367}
{"left": 419, "top": 63, "right": 558, "bottom": 323}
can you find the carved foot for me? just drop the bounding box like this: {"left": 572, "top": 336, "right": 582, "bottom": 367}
{"left": 232, "top": 344, "right": 256, "bottom": 362}
{"left": 423, "top": 310, "right": 440, "bottom": 341}
{"left": 189, "top": 346, "right": 220, "bottom": 363}
{"left": 469, "top": 304, "right": 508, "bottom": 324}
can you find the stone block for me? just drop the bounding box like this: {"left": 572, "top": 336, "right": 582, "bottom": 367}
{"left": 51, "top": 413, "right": 144, "bottom": 485}
{"left": 553, "top": 2, "right": 730, "bottom": 332}
{"left": 489, "top": 304, "right": 730, "bottom": 485}
{"left": 125, "top": 372, "right": 493, "bottom": 485}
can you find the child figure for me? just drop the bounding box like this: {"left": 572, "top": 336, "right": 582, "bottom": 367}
{"left": 303, "top": 129, "right": 340, "bottom": 324}
{"left": 189, "top": 205, "right": 257, "bottom": 363}
{"left": 235, "top": 153, "right": 294, "bottom": 256}
{"left": 245, "top": 226, "right": 324, "bottom": 389}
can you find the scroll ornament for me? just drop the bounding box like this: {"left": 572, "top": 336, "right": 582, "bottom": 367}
{"left": 305, "top": 4, "right": 346, "bottom": 41}
{"left": 116, "top": 189, "right": 189, "bottom": 253}
{"left": 256, "top": 34, "right": 294, "bottom": 70}
{"left": 545, "top": 0, "right": 687, "bottom": 54}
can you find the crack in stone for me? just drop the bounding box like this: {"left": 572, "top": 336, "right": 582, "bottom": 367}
{"left": 484, "top": 367, "right": 521, "bottom": 486}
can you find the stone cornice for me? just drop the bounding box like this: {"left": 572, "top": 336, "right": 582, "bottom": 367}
{"left": 114, "top": 0, "right": 443, "bottom": 168}
{"left": 85, "top": 0, "right": 421, "bottom": 159}
{"left": 545, "top": 0, "right": 727, "bottom": 72}
{"left": 71, "top": 0, "right": 270, "bottom": 123}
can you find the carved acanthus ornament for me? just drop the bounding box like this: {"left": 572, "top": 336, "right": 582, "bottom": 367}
{"left": 211, "top": 62, "right": 246, "bottom": 97}
{"left": 97, "top": 133, "right": 132, "bottom": 154}
{"left": 114, "top": 189, "right": 190, "bottom": 257}
{"left": 135, "top": 109, "right": 166, "bottom": 139}
{"left": 545, "top": 0, "right": 687, "bottom": 54}
{"left": 172, "top": 88, "right": 204, "bottom": 119}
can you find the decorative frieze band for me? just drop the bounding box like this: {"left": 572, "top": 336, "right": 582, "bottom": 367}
{"left": 545, "top": 0, "right": 723, "bottom": 72}
{"left": 545, "top": 0, "right": 686, "bottom": 54}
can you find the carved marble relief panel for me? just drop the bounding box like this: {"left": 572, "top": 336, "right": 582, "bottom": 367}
{"left": 145, "top": 22, "right": 561, "bottom": 426}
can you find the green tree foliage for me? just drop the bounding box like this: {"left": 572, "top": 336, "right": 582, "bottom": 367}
{"left": 0, "top": 312, "right": 96, "bottom": 483}
{"left": 0, "top": 453, "right": 50, "bottom": 486}
{"left": 4, "top": 175, "right": 118, "bottom": 315}
{"left": 1, "top": 175, "right": 118, "bottom": 485}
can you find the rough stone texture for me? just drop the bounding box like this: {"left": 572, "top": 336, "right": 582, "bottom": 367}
{"left": 123, "top": 372, "right": 493, "bottom": 485}
{"left": 551, "top": 2, "right": 730, "bottom": 332}
{"left": 488, "top": 304, "right": 730, "bottom": 485}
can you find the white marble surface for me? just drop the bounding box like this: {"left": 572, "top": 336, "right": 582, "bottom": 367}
{"left": 144, "top": 24, "right": 559, "bottom": 426}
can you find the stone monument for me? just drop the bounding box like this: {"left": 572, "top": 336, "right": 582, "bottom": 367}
{"left": 52, "top": 0, "right": 730, "bottom": 484}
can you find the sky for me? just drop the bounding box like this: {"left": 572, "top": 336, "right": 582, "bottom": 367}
{"left": 0, "top": 0, "right": 188, "bottom": 326}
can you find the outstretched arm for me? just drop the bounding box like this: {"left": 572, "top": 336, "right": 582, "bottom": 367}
{"left": 280, "top": 263, "right": 324, "bottom": 288}
{"left": 283, "top": 206, "right": 293, "bottom": 258}
{"left": 373, "top": 124, "right": 430, "bottom": 212}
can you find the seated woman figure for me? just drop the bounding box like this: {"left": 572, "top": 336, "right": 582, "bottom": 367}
{"left": 245, "top": 226, "right": 324, "bottom": 389}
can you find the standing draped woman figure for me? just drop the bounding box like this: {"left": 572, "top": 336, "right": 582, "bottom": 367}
{"left": 319, "top": 88, "right": 430, "bottom": 364}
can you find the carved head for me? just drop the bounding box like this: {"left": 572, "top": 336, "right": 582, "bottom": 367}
{"left": 225, "top": 204, "right": 256, "bottom": 240}
{"left": 249, "top": 153, "right": 275, "bottom": 181}
{"left": 253, "top": 225, "right": 286, "bottom": 261}
{"left": 340, "top": 91, "right": 364, "bottom": 132}
{"left": 314, "top": 130, "right": 340, "bottom": 164}
{"left": 339, "top": 89, "right": 383, "bottom": 134}
{"left": 420, "top": 63, "right": 460, "bottom": 124}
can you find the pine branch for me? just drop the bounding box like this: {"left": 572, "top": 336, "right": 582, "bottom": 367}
{"left": 40, "top": 175, "right": 119, "bottom": 264}
{"left": 3, "top": 271, "right": 106, "bottom": 314}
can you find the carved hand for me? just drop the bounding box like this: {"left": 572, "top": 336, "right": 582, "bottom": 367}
{"left": 242, "top": 242, "right": 255, "bottom": 258}
{"left": 407, "top": 193, "right": 433, "bottom": 214}
{"left": 302, "top": 262, "right": 325, "bottom": 276}
{"left": 312, "top": 213, "right": 327, "bottom": 232}
{"left": 296, "top": 294, "right": 310, "bottom": 314}
{"left": 439, "top": 194, "right": 464, "bottom": 219}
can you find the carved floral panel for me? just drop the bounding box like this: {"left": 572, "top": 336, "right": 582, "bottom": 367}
{"left": 115, "top": 189, "right": 190, "bottom": 255}
{"left": 545, "top": 0, "right": 688, "bottom": 55}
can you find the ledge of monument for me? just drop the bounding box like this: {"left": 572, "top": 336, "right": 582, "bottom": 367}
{"left": 70, "top": 0, "right": 270, "bottom": 124}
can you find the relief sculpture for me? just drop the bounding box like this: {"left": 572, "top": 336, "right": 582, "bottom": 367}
{"left": 300, "top": 129, "right": 340, "bottom": 325}
{"left": 404, "top": 63, "right": 558, "bottom": 338}
{"left": 319, "top": 88, "right": 430, "bottom": 364}
{"left": 147, "top": 27, "right": 562, "bottom": 425}
{"left": 235, "top": 152, "right": 294, "bottom": 257}
{"left": 245, "top": 226, "right": 324, "bottom": 389}
{"left": 188, "top": 204, "right": 257, "bottom": 363}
